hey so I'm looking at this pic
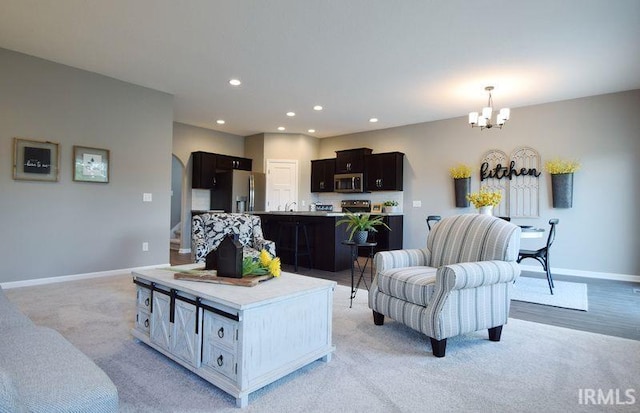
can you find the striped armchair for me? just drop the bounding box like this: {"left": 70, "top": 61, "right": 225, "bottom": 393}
{"left": 369, "top": 214, "right": 521, "bottom": 357}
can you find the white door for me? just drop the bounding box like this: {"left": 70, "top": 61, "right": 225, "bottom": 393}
{"left": 266, "top": 159, "right": 298, "bottom": 211}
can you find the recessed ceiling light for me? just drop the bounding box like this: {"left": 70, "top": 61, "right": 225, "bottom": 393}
{"left": 216, "top": 119, "right": 225, "bottom": 124}
{"left": 308, "top": 129, "right": 316, "bottom": 133}
{"left": 313, "top": 105, "right": 323, "bottom": 111}
{"left": 369, "top": 118, "right": 379, "bottom": 123}
{"left": 229, "top": 79, "right": 241, "bottom": 86}
{"left": 277, "top": 126, "right": 285, "bottom": 131}
{"left": 286, "top": 112, "right": 295, "bottom": 117}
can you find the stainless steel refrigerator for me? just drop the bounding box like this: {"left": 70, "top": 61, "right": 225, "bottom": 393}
{"left": 210, "top": 170, "right": 266, "bottom": 213}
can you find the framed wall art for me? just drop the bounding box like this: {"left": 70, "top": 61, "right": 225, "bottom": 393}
{"left": 371, "top": 203, "right": 383, "bottom": 213}
{"left": 13, "top": 137, "right": 60, "bottom": 182}
{"left": 73, "top": 145, "right": 110, "bottom": 183}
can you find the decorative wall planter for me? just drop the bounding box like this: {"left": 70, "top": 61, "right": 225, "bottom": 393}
{"left": 551, "top": 173, "right": 574, "bottom": 208}
{"left": 454, "top": 177, "right": 470, "bottom": 207}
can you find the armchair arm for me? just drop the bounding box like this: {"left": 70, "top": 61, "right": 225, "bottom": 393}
{"left": 437, "top": 260, "right": 521, "bottom": 292}
{"left": 425, "top": 260, "right": 521, "bottom": 340}
{"left": 374, "top": 248, "right": 431, "bottom": 273}
{"left": 253, "top": 238, "right": 276, "bottom": 258}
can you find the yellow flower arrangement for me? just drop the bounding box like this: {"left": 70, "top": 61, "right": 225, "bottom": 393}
{"left": 466, "top": 187, "right": 502, "bottom": 208}
{"left": 449, "top": 164, "right": 472, "bottom": 179}
{"left": 243, "top": 249, "right": 281, "bottom": 277}
{"left": 545, "top": 158, "right": 581, "bottom": 174}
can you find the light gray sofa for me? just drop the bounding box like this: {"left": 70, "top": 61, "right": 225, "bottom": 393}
{"left": 0, "top": 286, "right": 118, "bottom": 412}
{"left": 369, "top": 214, "right": 521, "bottom": 357}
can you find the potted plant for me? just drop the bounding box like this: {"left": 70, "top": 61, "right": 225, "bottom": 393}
{"left": 449, "top": 164, "right": 472, "bottom": 207}
{"left": 466, "top": 187, "right": 502, "bottom": 215}
{"left": 382, "top": 200, "right": 399, "bottom": 213}
{"left": 336, "top": 212, "right": 391, "bottom": 244}
{"left": 545, "top": 158, "right": 580, "bottom": 208}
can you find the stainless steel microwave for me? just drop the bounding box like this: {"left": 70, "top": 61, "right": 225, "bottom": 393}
{"left": 334, "top": 173, "right": 364, "bottom": 193}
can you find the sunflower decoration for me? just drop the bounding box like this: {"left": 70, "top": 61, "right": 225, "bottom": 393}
{"left": 242, "top": 250, "right": 281, "bottom": 277}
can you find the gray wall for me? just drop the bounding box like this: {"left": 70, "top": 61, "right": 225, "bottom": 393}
{"left": 319, "top": 90, "right": 640, "bottom": 277}
{"left": 0, "top": 48, "right": 173, "bottom": 283}
{"left": 172, "top": 122, "right": 245, "bottom": 251}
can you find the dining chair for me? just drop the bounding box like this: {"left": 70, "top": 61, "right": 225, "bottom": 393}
{"left": 426, "top": 215, "right": 441, "bottom": 231}
{"left": 517, "top": 218, "right": 559, "bottom": 294}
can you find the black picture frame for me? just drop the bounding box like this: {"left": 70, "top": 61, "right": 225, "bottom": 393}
{"left": 13, "top": 137, "right": 60, "bottom": 182}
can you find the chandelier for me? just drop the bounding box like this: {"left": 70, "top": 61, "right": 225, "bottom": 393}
{"left": 468, "top": 86, "right": 510, "bottom": 130}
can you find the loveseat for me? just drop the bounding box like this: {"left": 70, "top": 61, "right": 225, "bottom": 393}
{"left": 369, "top": 214, "right": 521, "bottom": 357}
{"left": 0, "top": 285, "right": 119, "bottom": 412}
{"left": 192, "top": 212, "right": 276, "bottom": 263}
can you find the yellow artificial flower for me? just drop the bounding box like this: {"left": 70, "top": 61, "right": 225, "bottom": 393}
{"left": 259, "top": 249, "right": 272, "bottom": 267}
{"left": 545, "top": 158, "right": 581, "bottom": 174}
{"left": 449, "top": 164, "right": 472, "bottom": 179}
{"left": 268, "top": 257, "right": 281, "bottom": 277}
{"left": 466, "top": 187, "right": 502, "bottom": 208}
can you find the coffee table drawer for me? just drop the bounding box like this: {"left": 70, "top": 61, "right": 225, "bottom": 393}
{"left": 202, "top": 343, "right": 236, "bottom": 379}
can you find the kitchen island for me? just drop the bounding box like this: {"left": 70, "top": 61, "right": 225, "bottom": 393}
{"left": 254, "top": 211, "right": 403, "bottom": 272}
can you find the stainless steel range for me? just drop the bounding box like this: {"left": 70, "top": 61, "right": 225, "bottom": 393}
{"left": 341, "top": 200, "right": 371, "bottom": 213}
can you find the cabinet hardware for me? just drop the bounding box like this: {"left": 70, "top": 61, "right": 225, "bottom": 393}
{"left": 218, "top": 327, "right": 225, "bottom": 338}
{"left": 145, "top": 297, "right": 150, "bottom": 307}
{"left": 144, "top": 319, "right": 149, "bottom": 328}
{"left": 217, "top": 355, "right": 224, "bottom": 367}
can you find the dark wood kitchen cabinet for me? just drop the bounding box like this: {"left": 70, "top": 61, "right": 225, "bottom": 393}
{"left": 365, "top": 152, "right": 404, "bottom": 191}
{"left": 258, "top": 213, "right": 403, "bottom": 271}
{"left": 311, "top": 158, "right": 336, "bottom": 192}
{"left": 192, "top": 152, "right": 252, "bottom": 189}
{"left": 216, "top": 154, "right": 252, "bottom": 171}
{"left": 364, "top": 215, "right": 403, "bottom": 254}
{"left": 335, "top": 148, "right": 372, "bottom": 173}
{"left": 192, "top": 151, "right": 218, "bottom": 189}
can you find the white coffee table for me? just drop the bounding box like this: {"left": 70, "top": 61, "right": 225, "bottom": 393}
{"left": 131, "top": 265, "right": 336, "bottom": 407}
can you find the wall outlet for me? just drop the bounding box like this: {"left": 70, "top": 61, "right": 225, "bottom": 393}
{"left": 143, "top": 193, "right": 152, "bottom": 202}
{"left": 412, "top": 200, "right": 422, "bottom": 207}
{"left": 142, "top": 242, "right": 149, "bottom": 252}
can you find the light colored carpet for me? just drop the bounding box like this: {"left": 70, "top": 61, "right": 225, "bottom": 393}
{"left": 6, "top": 273, "right": 638, "bottom": 412}
{"left": 512, "top": 276, "right": 589, "bottom": 311}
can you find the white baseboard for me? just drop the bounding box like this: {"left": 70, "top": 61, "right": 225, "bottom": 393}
{"left": 178, "top": 248, "right": 191, "bottom": 254}
{"left": 519, "top": 264, "right": 640, "bottom": 283}
{"left": 0, "top": 263, "right": 170, "bottom": 289}
{"left": 2, "top": 263, "right": 637, "bottom": 289}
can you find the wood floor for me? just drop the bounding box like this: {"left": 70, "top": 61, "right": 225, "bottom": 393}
{"left": 170, "top": 250, "right": 640, "bottom": 341}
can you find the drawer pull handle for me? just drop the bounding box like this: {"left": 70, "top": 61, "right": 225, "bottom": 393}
{"left": 217, "top": 355, "right": 224, "bottom": 366}
{"left": 144, "top": 298, "right": 150, "bottom": 307}
{"left": 144, "top": 319, "right": 149, "bottom": 328}
{"left": 218, "top": 327, "right": 224, "bottom": 338}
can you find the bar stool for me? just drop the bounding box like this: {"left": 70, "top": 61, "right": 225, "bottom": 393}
{"left": 277, "top": 220, "right": 313, "bottom": 272}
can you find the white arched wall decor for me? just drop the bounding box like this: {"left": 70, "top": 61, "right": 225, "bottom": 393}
{"left": 479, "top": 147, "right": 541, "bottom": 218}
{"left": 509, "top": 146, "right": 541, "bottom": 217}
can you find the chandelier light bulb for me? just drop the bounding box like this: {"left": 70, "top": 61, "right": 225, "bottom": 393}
{"left": 468, "top": 86, "right": 510, "bottom": 130}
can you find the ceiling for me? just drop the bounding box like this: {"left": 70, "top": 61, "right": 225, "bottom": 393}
{"left": 1, "top": 0, "right": 639, "bottom": 138}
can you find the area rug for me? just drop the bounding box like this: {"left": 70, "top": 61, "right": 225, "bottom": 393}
{"left": 512, "top": 276, "right": 588, "bottom": 311}
{"left": 7, "top": 273, "right": 637, "bottom": 412}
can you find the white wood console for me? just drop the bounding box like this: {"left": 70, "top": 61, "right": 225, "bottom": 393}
{"left": 132, "top": 265, "right": 336, "bottom": 408}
